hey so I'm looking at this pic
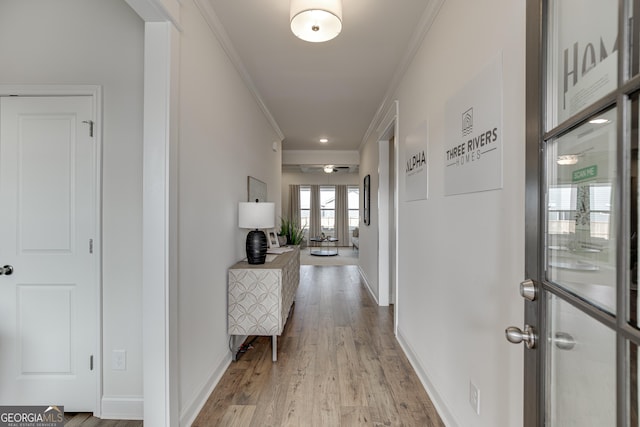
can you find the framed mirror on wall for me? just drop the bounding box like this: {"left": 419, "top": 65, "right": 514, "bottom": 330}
{"left": 248, "top": 176, "right": 266, "bottom": 202}
{"left": 363, "top": 174, "right": 371, "bottom": 225}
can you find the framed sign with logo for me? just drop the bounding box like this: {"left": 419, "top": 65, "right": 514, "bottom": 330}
{"left": 444, "top": 54, "right": 503, "bottom": 196}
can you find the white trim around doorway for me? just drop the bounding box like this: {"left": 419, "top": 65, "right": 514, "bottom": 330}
{"left": 376, "top": 100, "right": 399, "bottom": 332}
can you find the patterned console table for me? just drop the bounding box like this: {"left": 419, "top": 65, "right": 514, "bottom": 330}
{"left": 227, "top": 246, "right": 300, "bottom": 361}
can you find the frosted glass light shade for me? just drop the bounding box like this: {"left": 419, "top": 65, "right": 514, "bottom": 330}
{"left": 556, "top": 155, "right": 579, "bottom": 165}
{"left": 238, "top": 202, "right": 275, "bottom": 229}
{"left": 290, "top": 0, "right": 342, "bottom": 43}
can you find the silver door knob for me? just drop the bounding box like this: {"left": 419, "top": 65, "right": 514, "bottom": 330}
{"left": 505, "top": 324, "right": 537, "bottom": 349}
{"left": 554, "top": 331, "right": 575, "bottom": 350}
{"left": 0, "top": 265, "right": 13, "bottom": 275}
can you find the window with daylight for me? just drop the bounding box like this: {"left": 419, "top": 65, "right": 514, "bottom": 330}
{"left": 300, "top": 185, "right": 310, "bottom": 238}
{"left": 320, "top": 186, "right": 335, "bottom": 236}
{"left": 296, "top": 184, "right": 359, "bottom": 243}
{"left": 348, "top": 185, "right": 359, "bottom": 230}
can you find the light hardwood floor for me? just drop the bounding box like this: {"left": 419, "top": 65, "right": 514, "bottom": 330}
{"left": 193, "top": 265, "right": 444, "bottom": 426}
{"left": 64, "top": 413, "right": 142, "bottom": 426}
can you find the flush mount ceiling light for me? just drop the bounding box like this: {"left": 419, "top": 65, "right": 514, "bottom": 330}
{"left": 290, "top": 0, "right": 342, "bottom": 43}
{"left": 319, "top": 138, "right": 329, "bottom": 143}
{"left": 557, "top": 155, "right": 579, "bottom": 165}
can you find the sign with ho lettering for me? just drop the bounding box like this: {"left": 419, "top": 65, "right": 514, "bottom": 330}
{"left": 444, "top": 54, "right": 503, "bottom": 196}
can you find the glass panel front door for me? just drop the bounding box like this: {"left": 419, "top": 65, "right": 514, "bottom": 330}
{"left": 524, "top": 1, "right": 640, "bottom": 426}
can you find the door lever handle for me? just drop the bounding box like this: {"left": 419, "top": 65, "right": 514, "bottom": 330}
{"left": 0, "top": 265, "right": 13, "bottom": 275}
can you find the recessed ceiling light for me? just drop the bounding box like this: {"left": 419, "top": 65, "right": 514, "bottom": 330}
{"left": 589, "top": 118, "right": 610, "bottom": 124}
{"left": 319, "top": 138, "right": 329, "bottom": 143}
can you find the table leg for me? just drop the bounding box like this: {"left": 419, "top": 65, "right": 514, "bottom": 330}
{"left": 272, "top": 335, "right": 277, "bottom": 362}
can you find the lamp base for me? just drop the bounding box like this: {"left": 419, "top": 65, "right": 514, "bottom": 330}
{"left": 246, "top": 229, "right": 267, "bottom": 264}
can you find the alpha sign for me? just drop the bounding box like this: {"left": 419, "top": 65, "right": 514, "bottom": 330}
{"left": 404, "top": 120, "right": 428, "bottom": 201}
{"left": 444, "top": 55, "right": 503, "bottom": 196}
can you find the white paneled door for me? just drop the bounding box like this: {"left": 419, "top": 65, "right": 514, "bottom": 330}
{"left": 0, "top": 96, "right": 97, "bottom": 411}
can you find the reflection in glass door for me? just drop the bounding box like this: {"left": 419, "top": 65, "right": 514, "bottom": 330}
{"left": 544, "top": 107, "right": 618, "bottom": 425}
{"left": 546, "top": 108, "right": 617, "bottom": 314}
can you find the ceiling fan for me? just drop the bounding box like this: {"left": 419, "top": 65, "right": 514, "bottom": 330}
{"left": 323, "top": 164, "right": 351, "bottom": 173}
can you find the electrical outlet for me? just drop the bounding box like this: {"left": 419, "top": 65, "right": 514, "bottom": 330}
{"left": 469, "top": 381, "right": 480, "bottom": 415}
{"left": 112, "top": 349, "right": 126, "bottom": 371}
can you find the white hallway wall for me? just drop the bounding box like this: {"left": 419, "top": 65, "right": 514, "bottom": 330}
{"left": 358, "top": 139, "right": 380, "bottom": 302}
{"left": 0, "top": 0, "right": 145, "bottom": 413}
{"left": 0, "top": 0, "right": 284, "bottom": 422}
{"left": 177, "top": 0, "right": 282, "bottom": 422}
{"left": 359, "top": 0, "right": 526, "bottom": 426}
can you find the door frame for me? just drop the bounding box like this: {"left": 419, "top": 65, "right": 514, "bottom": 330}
{"left": 0, "top": 85, "right": 103, "bottom": 415}
{"left": 377, "top": 101, "right": 400, "bottom": 329}
{"left": 524, "top": 1, "right": 542, "bottom": 423}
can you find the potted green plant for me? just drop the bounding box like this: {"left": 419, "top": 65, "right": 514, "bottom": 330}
{"left": 279, "top": 217, "right": 306, "bottom": 246}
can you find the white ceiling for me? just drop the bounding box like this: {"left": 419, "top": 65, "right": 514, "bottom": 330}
{"left": 202, "top": 0, "right": 440, "bottom": 153}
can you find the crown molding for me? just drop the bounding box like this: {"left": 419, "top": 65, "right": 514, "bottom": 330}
{"left": 126, "top": 0, "right": 182, "bottom": 29}
{"left": 359, "top": 0, "right": 445, "bottom": 150}
{"left": 194, "top": 0, "right": 285, "bottom": 141}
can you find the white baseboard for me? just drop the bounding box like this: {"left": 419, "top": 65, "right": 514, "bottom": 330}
{"left": 396, "top": 327, "right": 459, "bottom": 427}
{"left": 100, "top": 348, "right": 235, "bottom": 425}
{"left": 100, "top": 396, "right": 143, "bottom": 420}
{"left": 180, "top": 351, "right": 232, "bottom": 426}
{"left": 358, "top": 266, "right": 379, "bottom": 305}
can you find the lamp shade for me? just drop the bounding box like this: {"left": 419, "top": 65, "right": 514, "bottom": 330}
{"left": 238, "top": 202, "right": 275, "bottom": 229}
{"left": 290, "top": 0, "right": 342, "bottom": 43}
